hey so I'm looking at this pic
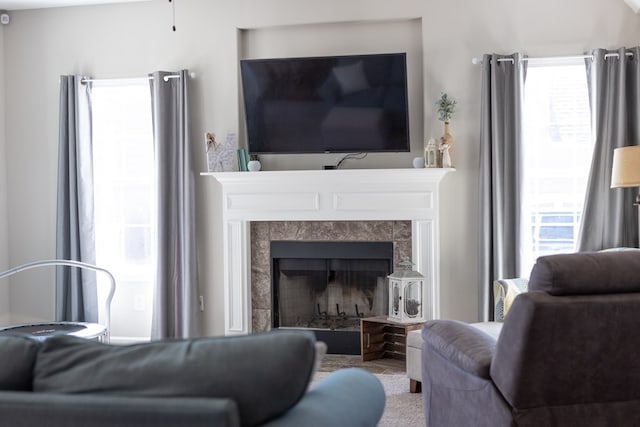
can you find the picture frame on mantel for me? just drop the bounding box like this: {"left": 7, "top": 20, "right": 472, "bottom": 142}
{"left": 206, "top": 132, "right": 237, "bottom": 172}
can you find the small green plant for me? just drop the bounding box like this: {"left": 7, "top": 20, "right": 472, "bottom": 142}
{"left": 436, "top": 92, "right": 457, "bottom": 123}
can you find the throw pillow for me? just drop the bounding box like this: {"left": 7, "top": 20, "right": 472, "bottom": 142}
{"left": 493, "top": 278, "right": 528, "bottom": 322}
{"left": 0, "top": 335, "right": 41, "bottom": 391}
{"left": 34, "top": 331, "right": 317, "bottom": 427}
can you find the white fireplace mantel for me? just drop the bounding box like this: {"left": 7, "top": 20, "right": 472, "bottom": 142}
{"left": 202, "top": 168, "right": 453, "bottom": 335}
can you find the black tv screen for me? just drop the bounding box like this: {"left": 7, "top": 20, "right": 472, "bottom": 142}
{"left": 240, "top": 53, "right": 410, "bottom": 154}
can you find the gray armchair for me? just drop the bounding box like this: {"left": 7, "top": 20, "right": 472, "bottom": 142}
{"left": 421, "top": 250, "right": 640, "bottom": 427}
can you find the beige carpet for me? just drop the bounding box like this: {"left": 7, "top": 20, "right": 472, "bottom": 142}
{"left": 313, "top": 369, "right": 425, "bottom": 427}
{"left": 371, "top": 373, "right": 425, "bottom": 427}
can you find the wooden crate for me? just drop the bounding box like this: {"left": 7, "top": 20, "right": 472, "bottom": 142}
{"left": 360, "top": 315, "right": 423, "bottom": 362}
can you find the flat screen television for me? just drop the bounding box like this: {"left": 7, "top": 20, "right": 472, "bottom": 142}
{"left": 240, "top": 53, "right": 410, "bottom": 154}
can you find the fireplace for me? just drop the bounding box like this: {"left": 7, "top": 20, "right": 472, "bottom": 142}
{"left": 249, "top": 220, "right": 411, "bottom": 337}
{"left": 202, "top": 168, "right": 452, "bottom": 336}
{"left": 271, "top": 240, "right": 393, "bottom": 354}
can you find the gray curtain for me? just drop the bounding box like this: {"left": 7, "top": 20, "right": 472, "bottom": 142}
{"left": 478, "top": 53, "right": 527, "bottom": 321}
{"left": 577, "top": 47, "right": 640, "bottom": 251}
{"left": 149, "top": 70, "right": 201, "bottom": 339}
{"left": 55, "top": 75, "right": 98, "bottom": 322}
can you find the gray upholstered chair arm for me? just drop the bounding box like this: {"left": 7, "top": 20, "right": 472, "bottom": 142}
{"left": 262, "top": 368, "right": 385, "bottom": 427}
{"left": 0, "top": 391, "right": 240, "bottom": 427}
{"left": 422, "top": 320, "right": 497, "bottom": 379}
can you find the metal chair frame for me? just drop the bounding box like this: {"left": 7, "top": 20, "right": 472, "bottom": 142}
{"left": 0, "top": 259, "right": 116, "bottom": 343}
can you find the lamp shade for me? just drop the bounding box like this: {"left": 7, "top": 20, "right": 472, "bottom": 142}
{"left": 611, "top": 146, "right": 640, "bottom": 188}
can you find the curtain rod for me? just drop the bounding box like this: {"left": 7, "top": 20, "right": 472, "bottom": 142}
{"left": 471, "top": 52, "right": 634, "bottom": 65}
{"left": 81, "top": 71, "right": 196, "bottom": 84}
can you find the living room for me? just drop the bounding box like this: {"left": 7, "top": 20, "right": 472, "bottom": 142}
{"left": 1, "top": 0, "right": 640, "bottom": 425}
{"left": 0, "top": 0, "right": 636, "bottom": 341}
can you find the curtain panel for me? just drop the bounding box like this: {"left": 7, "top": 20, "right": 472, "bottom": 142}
{"left": 578, "top": 47, "right": 640, "bottom": 251}
{"left": 149, "top": 70, "right": 201, "bottom": 339}
{"left": 55, "top": 75, "right": 98, "bottom": 323}
{"left": 478, "top": 53, "right": 527, "bottom": 321}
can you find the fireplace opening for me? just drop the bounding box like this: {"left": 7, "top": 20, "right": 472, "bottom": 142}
{"left": 271, "top": 240, "right": 393, "bottom": 354}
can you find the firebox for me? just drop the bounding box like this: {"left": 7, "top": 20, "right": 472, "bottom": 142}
{"left": 271, "top": 240, "right": 393, "bottom": 354}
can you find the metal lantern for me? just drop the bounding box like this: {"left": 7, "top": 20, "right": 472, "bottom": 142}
{"left": 424, "top": 137, "right": 439, "bottom": 168}
{"left": 388, "top": 261, "right": 426, "bottom": 323}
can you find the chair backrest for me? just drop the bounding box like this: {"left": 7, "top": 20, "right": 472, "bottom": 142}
{"left": 528, "top": 249, "right": 640, "bottom": 295}
{"left": 0, "top": 260, "right": 116, "bottom": 343}
{"left": 491, "top": 250, "right": 640, "bottom": 411}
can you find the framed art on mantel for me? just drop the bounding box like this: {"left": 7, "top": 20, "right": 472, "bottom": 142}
{"left": 206, "top": 132, "right": 237, "bottom": 172}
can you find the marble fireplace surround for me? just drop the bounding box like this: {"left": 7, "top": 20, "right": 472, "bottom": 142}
{"left": 250, "top": 220, "right": 412, "bottom": 332}
{"left": 203, "top": 168, "right": 452, "bottom": 335}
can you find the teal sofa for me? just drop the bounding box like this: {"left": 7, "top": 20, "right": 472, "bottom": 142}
{"left": 0, "top": 331, "right": 385, "bottom": 427}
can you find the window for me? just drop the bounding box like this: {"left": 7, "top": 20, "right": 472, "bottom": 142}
{"left": 91, "top": 80, "right": 155, "bottom": 341}
{"left": 520, "top": 60, "right": 594, "bottom": 274}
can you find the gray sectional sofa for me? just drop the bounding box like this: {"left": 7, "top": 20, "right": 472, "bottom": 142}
{"left": 0, "top": 330, "right": 385, "bottom": 427}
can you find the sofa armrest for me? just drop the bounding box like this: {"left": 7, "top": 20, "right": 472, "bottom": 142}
{"left": 422, "top": 320, "right": 497, "bottom": 379}
{"left": 261, "top": 368, "right": 385, "bottom": 427}
{"left": 0, "top": 391, "right": 240, "bottom": 427}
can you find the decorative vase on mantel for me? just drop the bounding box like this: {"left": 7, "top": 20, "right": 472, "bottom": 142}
{"left": 439, "top": 121, "right": 453, "bottom": 168}
{"left": 435, "top": 92, "right": 456, "bottom": 168}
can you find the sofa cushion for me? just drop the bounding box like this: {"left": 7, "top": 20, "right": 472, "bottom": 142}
{"left": 529, "top": 250, "right": 640, "bottom": 296}
{"left": 0, "top": 335, "right": 41, "bottom": 391}
{"left": 34, "top": 331, "right": 317, "bottom": 427}
{"left": 469, "top": 321, "right": 503, "bottom": 340}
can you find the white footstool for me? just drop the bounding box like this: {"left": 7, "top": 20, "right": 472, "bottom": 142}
{"left": 406, "top": 328, "right": 423, "bottom": 393}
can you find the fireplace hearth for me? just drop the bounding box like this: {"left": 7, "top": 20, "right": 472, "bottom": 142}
{"left": 271, "top": 241, "right": 393, "bottom": 354}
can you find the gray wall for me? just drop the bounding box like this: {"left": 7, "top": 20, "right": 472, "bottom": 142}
{"left": 1, "top": 0, "right": 639, "bottom": 336}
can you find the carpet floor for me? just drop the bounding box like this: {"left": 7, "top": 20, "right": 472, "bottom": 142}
{"left": 315, "top": 355, "right": 425, "bottom": 427}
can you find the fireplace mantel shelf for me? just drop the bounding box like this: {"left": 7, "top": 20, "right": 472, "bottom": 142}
{"left": 202, "top": 167, "right": 454, "bottom": 182}
{"left": 203, "top": 167, "right": 454, "bottom": 335}
{"left": 202, "top": 168, "right": 454, "bottom": 222}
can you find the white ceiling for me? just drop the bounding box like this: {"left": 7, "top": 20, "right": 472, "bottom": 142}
{"left": 0, "top": 0, "right": 638, "bottom": 13}
{"left": 0, "top": 0, "right": 150, "bottom": 11}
